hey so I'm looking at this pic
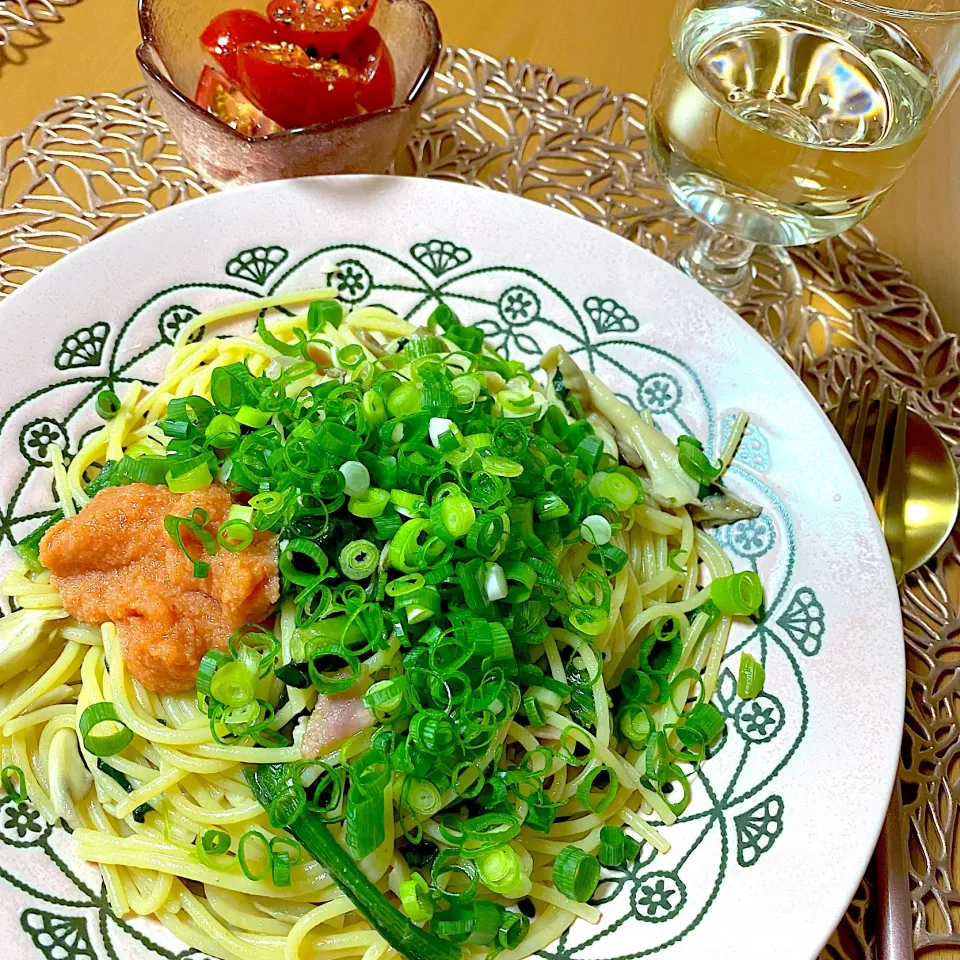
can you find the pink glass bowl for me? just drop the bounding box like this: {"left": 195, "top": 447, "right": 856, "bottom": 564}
{"left": 138, "top": 0, "right": 441, "bottom": 187}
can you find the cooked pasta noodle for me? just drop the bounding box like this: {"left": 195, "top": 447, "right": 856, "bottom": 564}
{"left": 0, "top": 291, "right": 762, "bottom": 960}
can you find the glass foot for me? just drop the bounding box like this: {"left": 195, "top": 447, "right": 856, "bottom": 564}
{"left": 675, "top": 221, "right": 802, "bottom": 308}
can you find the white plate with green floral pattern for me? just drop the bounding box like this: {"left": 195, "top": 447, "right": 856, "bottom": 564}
{"left": 0, "top": 176, "right": 903, "bottom": 960}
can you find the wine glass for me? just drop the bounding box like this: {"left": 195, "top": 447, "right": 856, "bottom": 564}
{"left": 647, "top": 0, "right": 960, "bottom": 302}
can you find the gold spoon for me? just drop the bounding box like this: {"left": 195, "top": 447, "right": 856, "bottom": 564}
{"left": 898, "top": 412, "right": 958, "bottom": 575}
{"left": 830, "top": 375, "right": 958, "bottom": 582}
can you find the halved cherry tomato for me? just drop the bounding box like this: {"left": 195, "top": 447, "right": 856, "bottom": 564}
{"left": 236, "top": 41, "right": 361, "bottom": 129}
{"left": 195, "top": 65, "right": 280, "bottom": 137}
{"left": 266, "top": 0, "right": 377, "bottom": 55}
{"left": 342, "top": 27, "right": 394, "bottom": 113}
{"left": 200, "top": 10, "right": 279, "bottom": 84}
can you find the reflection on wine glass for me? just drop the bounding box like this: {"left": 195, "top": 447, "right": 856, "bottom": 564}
{"left": 648, "top": 0, "right": 960, "bottom": 301}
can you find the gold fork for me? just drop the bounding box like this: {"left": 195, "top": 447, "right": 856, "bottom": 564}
{"left": 828, "top": 372, "right": 912, "bottom": 960}
{"left": 830, "top": 374, "right": 909, "bottom": 583}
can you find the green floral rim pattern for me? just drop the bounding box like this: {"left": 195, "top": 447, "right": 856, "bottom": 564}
{"left": 0, "top": 238, "right": 825, "bottom": 960}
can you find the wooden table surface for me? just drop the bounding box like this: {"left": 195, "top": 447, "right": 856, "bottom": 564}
{"left": 1, "top": 0, "right": 958, "bottom": 330}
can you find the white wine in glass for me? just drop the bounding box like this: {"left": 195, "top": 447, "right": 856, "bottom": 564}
{"left": 648, "top": 0, "right": 960, "bottom": 296}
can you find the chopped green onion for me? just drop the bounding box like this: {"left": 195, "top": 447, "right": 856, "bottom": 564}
{"left": 164, "top": 509, "right": 218, "bottom": 579}
{"left": 218, "top": 504, "right": 254, "bottom": 551}
{"left": 431, "top": 495, "right": 475, "bottom": 541}
{"left": 525, "top": 796, "right": 557, "bottom": 832}
{"left": 575, "top": 765, "right": 619, "bottom": 813}
{"left": 1, "top": 765, "right": 26, "bottom": 803}
{"left": 166, "top": 461, "right": 213, "bottom": 494}
{"left": 599, "top": 825, "right": 627, "bottom": 866}
{"left": 483, "top": 562, "right": 508, "bottom": 602}
{"left": 535, "top": 492, "right": 570, "bottom": 521}
{"left": 308, "top": 299, "right": 343, "bottom": 332}
{"left": 524, "top": 692, "right": 546, "bottom": 726}
{"left": 279, "top": 539, "right": 328, "bottom": 585}
{"left": 468, "top": 901, "right": 506, "bottom": 944}
{"left": 482, "top": 455, "right": 523, "bottom": 478}
{"left": 363, "top": 391, "right": 386, "bottom": 425}
{"left": 668, "top": 548, "right": 687, "bottom": 573}
{"left": 710, "top": 571, "right": 764, "bottom": 616}
{"left": 266, "top": 780, "right": 307, "bottom": 829}
{"left": 553, "top": 845, "right": 600, "bottom": 902}
{"left": 345, "top": 751, "right": 389, "bottom": 858}
{"left": 587, "top": 541, "right": 629, "bottom": 575}
{"left": 116, "top": 454, "right": 169, "bottom": 485}
{"left": 677, "top": 702, "right": 725, "bottom": 750}
{"left": 339, "top": 539, "right": 379, "bottom": 580}
{"left": 428, "top": 417, "right": 455, "bottom": 447}
{"left": 206, "top": 413, "right": 241, "bottom": 447}
{"left": 451, "top": 375, "right": 481, "bottom": 405}
{"left": 340, "top": 460, "right": 371, "bottom": 497}
{"left": 738, "top": 652, "right": 765, "bottom": 699}
{"left": 236, "top": 405, "right": 271, "bottom": 428}
{"left": 400, "top": 872, "right": 435, "bottom": 922}
{"left": 390, "top": 519, "right": 435, "bottom": 573}
{"left": 96, "top": 389, "right": 122, "bottom": 421}
{"left": 599, "top": 472, "right": 638, "bottom": 511}
{"left": 477, "top": 844, "right": 530, "bottom": 898}
{"left": 677, "top": 434, "right": 721, "bottom": 486}
{"left": 362, "top": 678, "right": 407, "bottom": 714}
{"left": 403, "top": 778, "right": 442, "bottom": 819}
{"left": 196, "top": 829, "right": 234, "bottom": 871}
{"left": 210, "top": 660, "right": 257, "bottom": 708}
{"left": 396, "top": 586, "right": 442, "bottom": 624}
{"left": 498, "top": 389, "right": 542, "bottom": 419}
{"left": 498, "top": 911, "right": 529, "bottom": 950}
{"left": 432, "top": 907, "right": 477, "bottom": 941}
{"left": 238, "top": 830, "right": 272, "bottom": 881}
{"left": 387, "top": 382, "right": 422, "bottom": 417}
{"left": 270, "top": 837, "right": 302, "bottom": 887}
{"left": 619, "top": 703, "right": 653, "bottom": 748}
{"left": 307, "top": 643, "right": 360, "bottom": 694}
{"left": 79, "top": 702, "right": 134, "bottom": 757}
{"left": 574, "top": 435, "right": 604, "bottom": 474}
{"left": 348, "top": 487, "right": 391, "bottom": 518}
{"left": 196, "top": 650, "right": 230, "bottom": 700}
{"left": 201, "top": 828, "right": 231, "bottom": 856}
{"left": 405, "top": 335, "right": 445, "bottom": 361}
{"left": 638, "top": 617, "right": 682, "bottom": 674}
{"left": 581, "top": 514, "right": 612, "bottom": 545}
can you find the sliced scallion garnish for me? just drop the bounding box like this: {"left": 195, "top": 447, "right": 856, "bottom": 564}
{"left": 79, "top": 702, "right": 134, "bottom": 757}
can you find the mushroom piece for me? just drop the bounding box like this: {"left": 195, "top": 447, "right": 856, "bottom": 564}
{"left": 689, "top": 487, "right": 762, "bottom": 527}
{"left": 586, "top": 412, "right": 619, "bottom": 459}
{"left": 583, "top": 371, "right": 700, "bottom": 507}
{"left": 49, "top": 728, "right": 92, "bottom": 826}
{"left": 540, "top": 345, "right": 590, "bottom": 410}
{"left": 0, "top": 608, "right": 68, "bottom": 684}
{"left": 355, "top": 330, "right": 386, "bottom": 358}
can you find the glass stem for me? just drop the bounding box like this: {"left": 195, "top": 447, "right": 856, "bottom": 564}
{"left": 676, "top": 221, "right": 757, "bottom": 300}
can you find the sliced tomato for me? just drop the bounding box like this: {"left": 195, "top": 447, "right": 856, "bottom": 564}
{"left": 236, "top": 41, "right": 361, "bottom": 129}
{"left": 195, "top": 65, "right": 280, "bottom": 137}
{"left": 342, "top": 27, "right": 394, "bottom": 112}
{"left": 266, "top": 0, "right": 377, "bottom": 55}
{"left": 200, "top": 10, "right": 279, "bottom": 84}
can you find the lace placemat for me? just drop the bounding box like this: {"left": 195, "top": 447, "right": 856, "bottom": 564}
{"left": 3, "top": 45, "right": 959, "bottom": 960}
{"left": 0, "top": 0, "right": 79, "bottom": 53}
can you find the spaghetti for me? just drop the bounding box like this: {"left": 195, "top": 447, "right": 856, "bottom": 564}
{"left": 0, "top": 291, "right": 761, "bottom": 960}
